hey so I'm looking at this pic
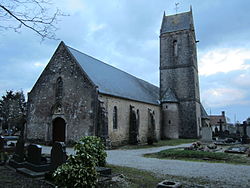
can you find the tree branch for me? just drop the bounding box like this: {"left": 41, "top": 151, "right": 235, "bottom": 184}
{"left": 0, "top": 1, "right": 67, "bottom": 40}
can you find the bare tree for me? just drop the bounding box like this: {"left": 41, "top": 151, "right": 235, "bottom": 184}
{"left": 0, "top": 0, "right": 66, "bottom": 40}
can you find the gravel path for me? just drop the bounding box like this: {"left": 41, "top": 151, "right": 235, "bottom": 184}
{"left": 106, "top": 144, "right": 250, "bottom": 187}
{"left": 42, "top": 144, "right": 250, "bottom": 187}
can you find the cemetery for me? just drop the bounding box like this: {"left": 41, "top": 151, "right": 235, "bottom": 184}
{"left": 0, "top": 132, "right": 114, "bottom": 187}
{"left": 1, "top": 126, "right": 250, "bottom": 187}
{"left": 144, "top": 121, "right": 250, "bottom": 165}
{"left": 1, "top": 117, "right": 250, "bottom": 180}
{"left": 0, "top": 109, "right": 250, "bottom": 187}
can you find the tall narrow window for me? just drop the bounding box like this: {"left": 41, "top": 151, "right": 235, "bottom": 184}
{"left": 173, "top": 40, "right": 178, "bottom": 56}
{"left": 113, "top": 106, "right": 118, "bottom": 129}
{"left": 55, "top": 77, "right": 63, "bottom": 101}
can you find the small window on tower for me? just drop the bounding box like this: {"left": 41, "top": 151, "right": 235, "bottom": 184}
{"left": 173, "top": 40, "right": 178, "bottom": 56}
{"left": 169, "top": 120, "right": 171, "bottom": 124}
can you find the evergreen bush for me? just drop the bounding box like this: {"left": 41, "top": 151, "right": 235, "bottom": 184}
{"left": 53, "top": 136, "right": 107, "bottom": 187}
{"left": 74, "top": 136, "right": 107, "bottom": 167}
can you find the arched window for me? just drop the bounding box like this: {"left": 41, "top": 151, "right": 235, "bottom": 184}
{"left": 113, "top": 106, "right": 118, "bottom": 129}
{"left": 173, "top": 40, "right": 178, "bottom": 56}
{"left": 55, "top": 77, "right": 63, "bottom": 101}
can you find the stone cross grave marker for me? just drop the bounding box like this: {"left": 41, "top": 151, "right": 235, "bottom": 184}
{"left": 51, "top": 142, "right": 67, "bottom": 170}
{"left": 217, "top": 119, "right": 224, "bottom": 133}
{"left": 201, "top": 127, "right": 213, "bottom": 142}
{"left": 27, "top": 144, "right": 42, "bottom": 165}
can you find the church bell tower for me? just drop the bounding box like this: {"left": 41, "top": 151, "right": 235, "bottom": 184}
{"left": 160, "top": 8, "right": 201, "bottom": 138}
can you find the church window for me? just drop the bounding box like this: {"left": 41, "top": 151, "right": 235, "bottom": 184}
{"left": 168, "top": 120, "right": 171, "bottom": 124}
{"left": 113, "top": 106, "right": 118, "bottom": 129}
{"left": 55, "top": 77, "right": 63, "bottom": 100}
{"left": 173, "top": 40, "right": 178, "bottom": 56}
{"left": 165, "top": 105, "right": 168, "bottom": 109}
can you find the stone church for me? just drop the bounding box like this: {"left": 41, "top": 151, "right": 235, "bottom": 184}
{"left": 26, "top": 9, "right": 206, "bottom": 146}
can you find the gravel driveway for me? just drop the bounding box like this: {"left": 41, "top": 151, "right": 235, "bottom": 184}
{"left": 42, "top": 144, "right": 250, "bottom": 187}
{"left": 106, "top": 144, "right": 250, "bottom": 187}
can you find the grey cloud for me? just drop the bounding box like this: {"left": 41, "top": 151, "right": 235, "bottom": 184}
{"left": 1, "top": 0, "right": 250, "bottom": 121}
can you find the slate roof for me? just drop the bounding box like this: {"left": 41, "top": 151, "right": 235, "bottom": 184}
{"left": 161, "top": 11, "right": 193, "bottom": 34}
{"left": 161, "top": 88, "right": 178, "bottom": 103}
{"left": 67, "top": 45, "right": 159, "bottom": 105}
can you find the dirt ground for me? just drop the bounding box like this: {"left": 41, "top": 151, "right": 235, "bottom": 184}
{"left": 0, "top": 165, "right": 53, "bottom": 188}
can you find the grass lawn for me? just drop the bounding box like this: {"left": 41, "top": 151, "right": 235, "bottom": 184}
{"left": 144, "top": 148, "right": 250, "bottom": 165}
{"left": 118, "top": 139, "right": 197, "bottom": 150}
{"left": 105, "top": 165, "right": 164, "bottom": 188}
{"left": 105, "top": 164, "right": 210, "bottom": 188}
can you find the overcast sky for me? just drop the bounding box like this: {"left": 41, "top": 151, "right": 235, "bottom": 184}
{"left": 0, "top": 0, "right": 250, "bottom": 123}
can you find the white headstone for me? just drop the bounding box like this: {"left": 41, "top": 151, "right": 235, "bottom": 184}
{"left": 201, "top": 127, "right": 213, "bottom": 142}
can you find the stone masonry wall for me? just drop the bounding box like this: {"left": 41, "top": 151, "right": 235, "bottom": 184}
{"left": 26, "top": 43, "right": 98, "bottom": 144}
{"left": 99, "top": 94, "right": 161, "bottom": 146}
{"left": 160, "top": 29, "right": 201, "bottom": 138}
{"left": 179, "top": 101, "right": 201, "bottom": 138}
{"left": 160, "top": 30, "right": 199, "bottom": 101}
{"left": 162, "top": 103, "right": 179, "bottom": 139}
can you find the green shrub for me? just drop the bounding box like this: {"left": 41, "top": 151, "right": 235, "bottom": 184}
{"left": 53, "top": 136, "right": 107, "bottom": 187}
{"left": 74, "top": 136, "right": 107, "bottom": 167}
{"left": 53, "top": 153, "right": 97, "bottom": 188}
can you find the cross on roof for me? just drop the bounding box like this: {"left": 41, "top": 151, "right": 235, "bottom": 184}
{"left": 175, "top": 3, "right": 179, "bottom": 14}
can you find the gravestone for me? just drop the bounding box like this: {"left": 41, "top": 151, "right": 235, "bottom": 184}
{"left": 27, "top": 144, "right": 42, "bottom": 165}
{"left": 228, "top": 126, "right": 236, "bottom": 134}
{"left": 214, "top": 127, "right": 219, "bottom": 136}
{"left": 201, "top": 127, "right": 213, "bottom": 142}
{"left": 16, "top": 144, "right": 51, "bottom": 177}
{"left": 242, "top": 121, "right": 249, "bottom": 144}
{"left": 218, "top": 119, "right": 224, "bottom": 133}
{"left": 0, "top": 136, "right": 4, "bottom": 152}
{"left": 51, "top": 142, "right": 67, "bottom": 170}
{"left": 13, "top": 138, "right": 25, "bottom": 162}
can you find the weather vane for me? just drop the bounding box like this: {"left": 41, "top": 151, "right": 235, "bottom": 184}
{"left": 175, "top": 3, "right": 179, "bottom": 14}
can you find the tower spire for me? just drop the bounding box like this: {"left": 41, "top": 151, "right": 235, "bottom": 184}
{"left": 160, "top": 11, "right": 166, "bottom": 33}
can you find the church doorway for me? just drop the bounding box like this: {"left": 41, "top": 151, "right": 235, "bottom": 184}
{"left": 52, "top": 117, "right": 66, "bottom": 142}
